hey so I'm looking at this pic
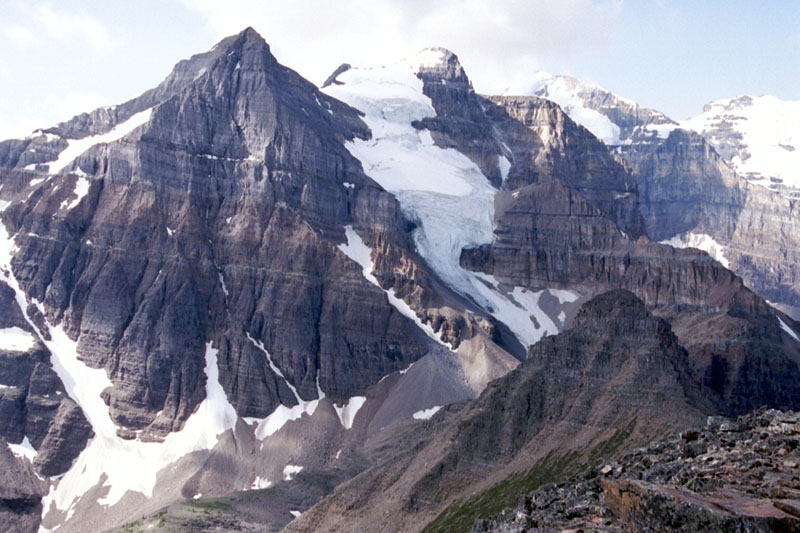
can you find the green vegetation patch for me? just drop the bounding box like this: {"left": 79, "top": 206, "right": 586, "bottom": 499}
{"left": 422, "top": 450, "right": 581, "bottom": 533}
{"left": 423, "top": 418, "right": 638, "bottom": 533}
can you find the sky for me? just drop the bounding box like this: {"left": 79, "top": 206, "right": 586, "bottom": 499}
{"left": 0, "top": 0, "right": 797, "bottom": 140}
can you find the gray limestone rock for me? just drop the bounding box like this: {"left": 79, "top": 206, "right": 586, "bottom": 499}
{"left": 0, "top": 439, "right": 46, "bottom": 533}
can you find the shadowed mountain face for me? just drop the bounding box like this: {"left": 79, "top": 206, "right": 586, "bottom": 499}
{"left": 1, "top": 28, "right": 799, "bottom": 533}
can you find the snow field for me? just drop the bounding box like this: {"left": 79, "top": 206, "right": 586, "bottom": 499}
{"left": 682, "top": 95, "right": 800, "bottom": 192}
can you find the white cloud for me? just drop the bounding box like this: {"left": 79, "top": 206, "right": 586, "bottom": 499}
{"left": 180, "top": 0, "right": 623, "bottom": 93}
{"left": 3, "top": 3, "right": 110, "bottom": 50}
{"left": 4, "top": 24, "right": 36, "bottom": 45}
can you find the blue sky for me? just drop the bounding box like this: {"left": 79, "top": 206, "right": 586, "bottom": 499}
{"left": 0, "top": 1, "right": 797, "bottom": 139}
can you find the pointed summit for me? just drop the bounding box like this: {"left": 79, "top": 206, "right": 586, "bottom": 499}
{"left": 217, "top": 25, "right": 271, "bottom": 55}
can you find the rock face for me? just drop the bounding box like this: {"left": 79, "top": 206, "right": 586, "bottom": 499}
{"left": 521, "top": 71, "right": 677, "bottom": 145}
{"left": 473, "top": 408, "right": 800, "bottom": 532}
{"left": 284, "top": 290, "right": 715, "bottom": 533}
{"left": 0, "top": 440, "right": 46, "bottom": 533}
{"left": 527, "top": 74, "right": 800, "bottom": 316}
{"left": 621, "top": 129, "right": 800, "bottom": 312}
{"left": 460, "top": 176, "right": 800, "bottom": 416}
{"left": 406, "top": 53, "right": 644, "bottom": 239}
{"left": 0, "top": 28, "right": 447, "bottom": 438}
{"left": 484, "top": 95, "right": 644, "bottom": 239}
{"left": 0, "top": 281, "right": 93, "bottom": 476}
{"left": 1, "top": 31, "right": 799, "bottom": 533}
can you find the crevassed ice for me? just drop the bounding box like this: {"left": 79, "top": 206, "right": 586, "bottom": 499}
{"left": 325, "top": 60, "right": 566, "bottom": 347}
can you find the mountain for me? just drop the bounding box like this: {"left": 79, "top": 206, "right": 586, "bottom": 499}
{"left": 283, "top": 290, "right": 716, "bottom": 532}
{"left": 681, "top": 95, "right": 800, "bottom": 197}
{"left": 523, "top": 73, "right": 800, "bottom": 320}
{"left": 513, "top": 71, "right": 677, "bottom": 145}
{"left": 0, "top": 28, "right": 799, "bottom": 533}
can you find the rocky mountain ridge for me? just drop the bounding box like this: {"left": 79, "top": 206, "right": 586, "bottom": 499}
{"left": 474, "top": 407, "right": 800, "bottom": 532}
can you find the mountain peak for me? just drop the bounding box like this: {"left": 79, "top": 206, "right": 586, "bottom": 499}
{"left": 414, "top": 47, "right": 470, "bottom": 87}
{"left": 210, "top": 25, "right": 271, "bottom": 59}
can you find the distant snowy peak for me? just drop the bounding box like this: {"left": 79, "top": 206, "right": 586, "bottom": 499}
{"left": 508, "top": 72, "right": 676, "bottom": 146}
{"left": 681, "top": 95, "right": 800, "bottom": 194}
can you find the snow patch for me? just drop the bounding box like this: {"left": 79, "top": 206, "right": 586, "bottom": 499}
{"left": 333, "top": 396, "right": 366, "bottom": 429}
{"left": 415, "top": 48, "right": 446, "bottom": 69}
{"left": 661, "top": 232, "right": 730, "bottom": 268}
{"left": 49, "top": 108, "right": 153, "bottom": 175}
{"left": 511, "top": 72, "right": 622, "bottom": 145}
{"left": 548, "top": 289, "right": 580, "bottom": 305}
{"left": 166, "top": 227, "right": 175, "bottom": 237}
{"left": 283, "top": 465, "right": 303, "bottom": 481}
{"left": 497, "top": 155, "right": 511, "bottom": 183}
{"left": 250, "top": 476, "right": 272, "bottom": 490}
{"left": 337, "top": 226, "right": 453, "bottom": 348}
{"left": 245, "top": 333, "right": 322, "bottom": 439}
{"left": 779, "top": 317, "right": 800, "bottom": 343}
{"left": 290, "top": 510, "right": 302, "bottom": 518}
{"left": 412, "top": 406, "right": 441, "bottom": 420}
{"left": 342, "top": 181, "right": 355, "bottom": 189}
{"left": 60, "top": 177, "right": 89, "bottom": 211}
{"left": 8, "top": 436, "right": 37, "bottom": 462}
{"left": 0, "top": 326, "right": 36, "bottom": 352}
{"left": 643, "top": 123, "right": 677, "bottom": 139}
{"left": 24, "top": 163, "right": 37, "bottom": 171}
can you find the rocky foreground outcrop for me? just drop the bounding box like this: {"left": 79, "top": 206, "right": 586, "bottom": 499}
{"left": 473, "top": 408, "right": 800, "bottom": 532}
